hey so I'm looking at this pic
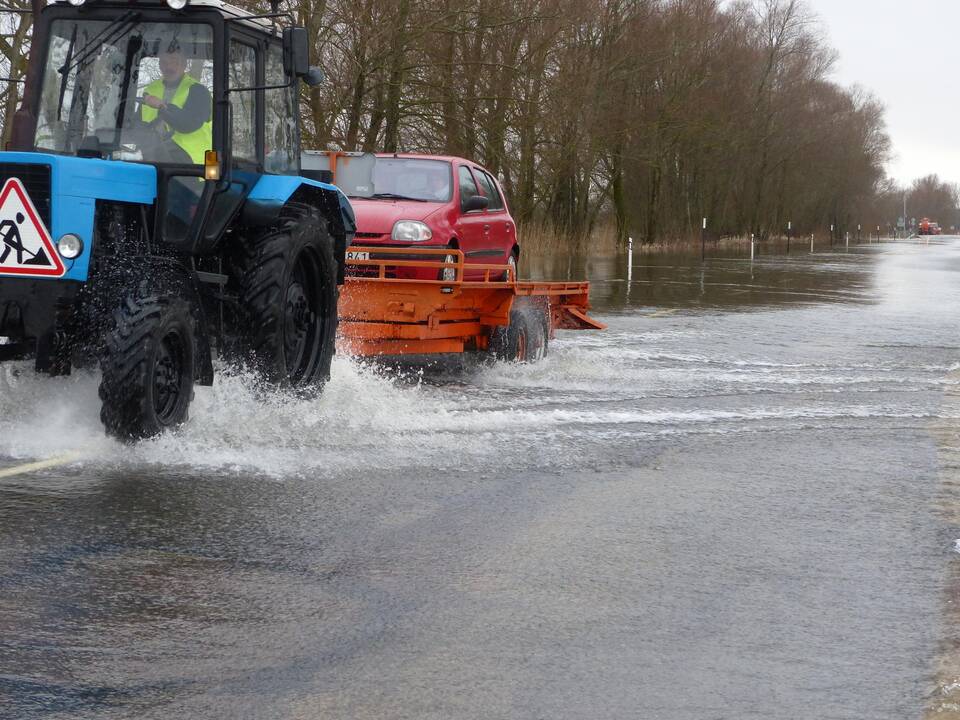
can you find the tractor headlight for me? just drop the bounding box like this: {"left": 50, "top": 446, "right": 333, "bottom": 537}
{"left": 57, "top": 234, "right": 83, "bottom": 260}
{"left": 166, "top": 0, "right": 189, "bottom": 9}
{"left": 391, "top": 220, "right": 432, "bottom": 242}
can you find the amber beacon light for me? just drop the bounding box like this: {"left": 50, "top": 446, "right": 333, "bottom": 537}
{"left": 204, "top": 151, "right": 221, "bottom": 181}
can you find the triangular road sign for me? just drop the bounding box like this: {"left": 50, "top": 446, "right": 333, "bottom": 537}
{"left": 0, "top": 177, "right": 64, "bottom": 278}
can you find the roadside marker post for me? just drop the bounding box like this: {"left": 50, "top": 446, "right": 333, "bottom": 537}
{"left": 810, "top": 234, "right": 814, "bottom": 253}
{"left": 701, "top": 218, "right": 707, "bottom": 262}
{"left": 750, "top": 233, "right": 755, "bottom": 262}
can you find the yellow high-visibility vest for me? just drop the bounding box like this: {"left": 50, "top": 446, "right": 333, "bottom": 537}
{"left": 141, "top": 75, "right": 212, "bottom": 164}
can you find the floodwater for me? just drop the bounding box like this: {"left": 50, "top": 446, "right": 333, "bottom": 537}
{"left": 3, "top": 238, "right": 960, "bottom": 719}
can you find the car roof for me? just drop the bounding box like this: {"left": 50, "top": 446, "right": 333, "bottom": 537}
{"left": 373, "top": 153, "right": 488, "bottom": 168}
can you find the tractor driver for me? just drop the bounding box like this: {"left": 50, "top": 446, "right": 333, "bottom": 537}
{"left": 140, "top": 42, "right": 212, "bottom": 165}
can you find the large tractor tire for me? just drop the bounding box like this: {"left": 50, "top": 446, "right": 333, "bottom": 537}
{"left": 236, "top": 204, "right": 338, "bottom": 389}
{"left": 490, "top": 300, "right": 548, "bottom": 363}
{"left": 99, "top": 294, "right": 196, "bottom": 440}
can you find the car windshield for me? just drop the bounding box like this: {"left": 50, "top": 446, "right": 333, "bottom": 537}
{"left": 338, "top": 157, "right": 452, "bottom": 202}
{"left": 35, "top": 18, "right": 214, "bottom": 164}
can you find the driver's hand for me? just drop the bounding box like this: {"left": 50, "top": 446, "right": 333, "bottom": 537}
{"left": 142, "top": 95, "right": 165, "bottom": 110}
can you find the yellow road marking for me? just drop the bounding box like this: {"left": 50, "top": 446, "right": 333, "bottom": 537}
{"left": 0, "top": 452, "right": 83, "bottom": 479}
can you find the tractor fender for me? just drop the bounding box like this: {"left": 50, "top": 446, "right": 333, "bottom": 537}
{"left": 242, "top": 175, "right": 356, "bottom": 282}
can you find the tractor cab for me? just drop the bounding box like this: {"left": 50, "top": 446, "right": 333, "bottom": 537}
{"left": 12, "top": 0, "right": 332, "bottom": 254}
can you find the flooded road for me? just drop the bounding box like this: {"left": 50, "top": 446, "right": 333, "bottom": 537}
{"left": 2, "top": 239, "right": 960, "bottom": 718}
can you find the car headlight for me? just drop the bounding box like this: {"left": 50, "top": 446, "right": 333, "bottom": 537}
{"left": 67, "top": 0, "right": 86, "bottom": 5}
{"left": 391, "top": 220, "right": 432, "bottom": 242}
{"left": 166, "top": 0, "right": 189, "bottom": 9}
{"left": 57, "top": 234, "right": 83, "bottom": 260}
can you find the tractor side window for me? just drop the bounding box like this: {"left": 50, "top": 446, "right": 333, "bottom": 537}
{"left": 264, "top": 43, "right": 296, "bottom": 175}
{"left": 459, "top": 167, "right": 480, "bottom": 213}
{"left": 229, "top": 40, "right": 257, "bottom": 163}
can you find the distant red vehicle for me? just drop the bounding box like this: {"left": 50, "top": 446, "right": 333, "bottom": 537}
{"left": 304, "top": 152, "right": 518, "bottom": 281}
{"left": 918, "top": 218, "right": 942, "bottom": 235}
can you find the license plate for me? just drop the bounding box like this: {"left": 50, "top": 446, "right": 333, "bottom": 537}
{"left": 346, "top": 250, "right": 370, "bottom": 261}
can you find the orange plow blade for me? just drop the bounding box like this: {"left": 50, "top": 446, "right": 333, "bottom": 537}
{"left": 336, "top": 246, "right": 605, "bottom": 357}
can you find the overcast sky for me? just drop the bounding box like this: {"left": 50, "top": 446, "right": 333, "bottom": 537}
{"left": 807, "top": 0, "right": 957, "bottom": 187}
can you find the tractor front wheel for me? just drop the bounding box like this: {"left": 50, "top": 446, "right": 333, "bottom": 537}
{"left": 99, "top": 295, "right": 196, "bottom": 440}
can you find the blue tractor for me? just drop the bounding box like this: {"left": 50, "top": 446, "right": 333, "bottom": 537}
{"left": 0, "top": 0, "right": 355, "bottom": 438}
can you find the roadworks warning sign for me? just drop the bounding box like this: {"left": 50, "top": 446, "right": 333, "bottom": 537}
{"left": 0, "top": 177, "right": 64, "bottom": 277}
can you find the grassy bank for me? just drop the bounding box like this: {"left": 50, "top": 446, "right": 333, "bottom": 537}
{"left": 517, "top": 222, "right": 620, "bottom": 256}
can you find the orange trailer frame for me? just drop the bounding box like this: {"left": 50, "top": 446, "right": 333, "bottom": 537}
{"left": 336, "top": 246, "right": 606, "bottom": 357}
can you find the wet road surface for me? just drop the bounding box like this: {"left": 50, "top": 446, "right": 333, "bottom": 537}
{"left": 2, "top": 239, "right": 960, "bottom": 718}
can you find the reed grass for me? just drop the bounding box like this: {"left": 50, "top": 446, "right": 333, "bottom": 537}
{"left": 517, "top": 222, "right": 619, "bottom": 256}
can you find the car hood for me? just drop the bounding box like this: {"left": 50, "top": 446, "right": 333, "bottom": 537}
{"left": 348, "top": 198, "right": 443, "bottom": 235}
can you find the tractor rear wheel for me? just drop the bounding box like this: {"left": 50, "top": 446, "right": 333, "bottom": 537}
{"left": 99, "top": 294, "right": 196, "bottom": 440}
{"left": 236, "top": 204, "right": 338, "bottom": 389}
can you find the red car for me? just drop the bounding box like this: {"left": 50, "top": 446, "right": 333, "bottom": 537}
{"left": 304, "top": 152, "right": 518, "bottom": 281}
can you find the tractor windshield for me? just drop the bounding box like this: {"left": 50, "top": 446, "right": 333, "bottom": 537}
{"left": 35, "top": 18, "right": 214, "bottom": 165}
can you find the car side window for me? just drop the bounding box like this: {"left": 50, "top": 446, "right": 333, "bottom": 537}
{"left": 474, "top": 170, "right": 504, "bottom": 211}
{"left": 459, "top": 166, "right": 480, "bottom": 212}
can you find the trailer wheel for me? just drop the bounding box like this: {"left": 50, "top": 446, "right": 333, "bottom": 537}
{"left": 237, "top": 204, "right": 338, "bottom": 389}
{"left": 490, "top": 301, "right": 547, "bottom": 363}
{"left": 99, "top": 294, "right": 196, "bottom": 440}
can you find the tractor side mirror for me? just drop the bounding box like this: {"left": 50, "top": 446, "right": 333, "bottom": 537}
{"left": 283, "top": 27, "right": 325, "bottom": 87}
{"left": 283, "top": 27, "right": 310, "bottom": 77}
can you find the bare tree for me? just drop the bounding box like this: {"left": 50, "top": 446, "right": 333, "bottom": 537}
{"left": 0, "top": 0, "right": 927, "bottom": 247}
